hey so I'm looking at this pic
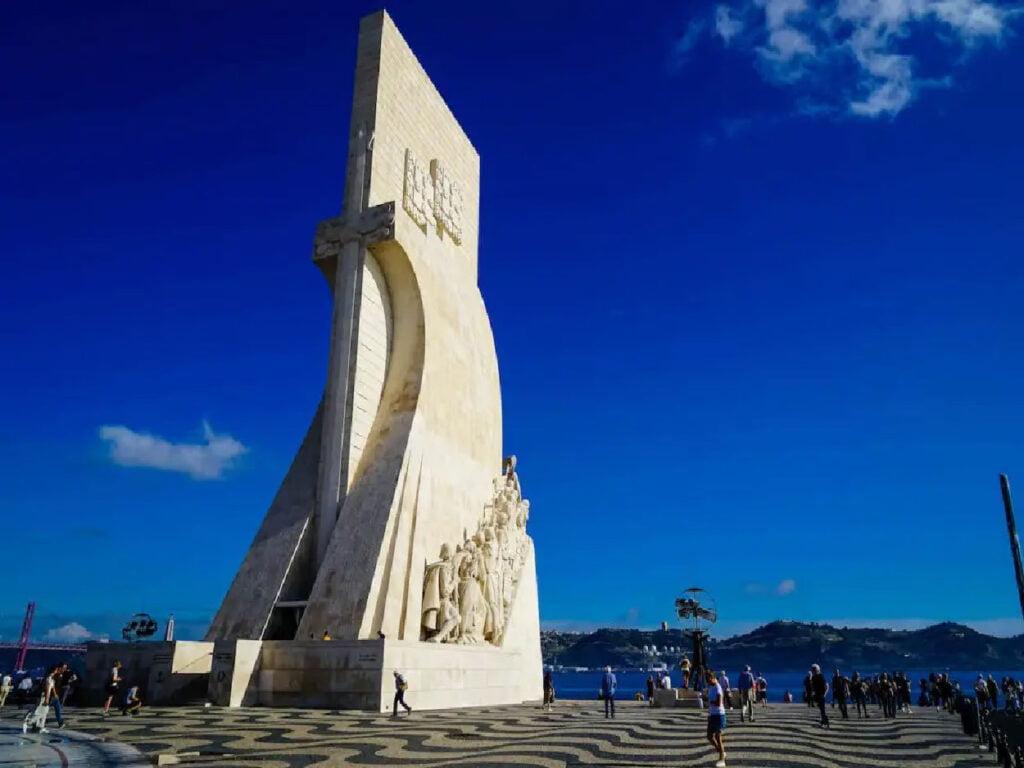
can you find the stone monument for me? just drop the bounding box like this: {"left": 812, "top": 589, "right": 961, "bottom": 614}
{"left": 200, "top": 10, "right": 542, "bottom": 710}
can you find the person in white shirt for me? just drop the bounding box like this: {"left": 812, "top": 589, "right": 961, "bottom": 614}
{"left": 103, "top": 660, "right": 122, "bottom": 716}
{"left": 0, "top": 674, "right": 12, "bottom": 708}
{"left": 43, "top": 666, "right": 65, "bottom": 729}
{"left": 705, "top": 670, "right": 728, "bottom": 768}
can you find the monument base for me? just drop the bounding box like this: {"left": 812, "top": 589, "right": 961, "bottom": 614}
{"left": 653, "top": 688, "right": 704, "bottom": 708}
{"left": 83, "top": 641, "right": 213, "bottom": 705}
{"left": 208, "top": 638, "right": 542, "bottom": 711}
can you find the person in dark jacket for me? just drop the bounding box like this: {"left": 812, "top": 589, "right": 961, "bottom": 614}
{"left": 851, "top": 672, "right": 869, "bottom": 718}
{"left": 832, "top": 670, "right": 850, "bottom": 720}
{"left": 543, "top": 671, "right": 555, "bottom": 711}
{"left": 810, "top": 664, "right": 830, "bottom": 728}
{"left": 987, "top": 675, "right": 999, "bottom": 709}
{"left": 392, "top": 670, "right": 412, "bottom": 717}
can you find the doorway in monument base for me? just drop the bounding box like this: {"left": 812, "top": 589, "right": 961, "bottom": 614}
{"left": 263, "top": 602, "right": 306, "bottom": 641}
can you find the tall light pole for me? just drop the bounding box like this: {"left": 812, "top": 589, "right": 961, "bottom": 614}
{"left": 999, "top": 474, "right": 1024, "bottom": 621}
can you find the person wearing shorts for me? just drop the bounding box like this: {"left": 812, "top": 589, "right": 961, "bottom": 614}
{"left": 103, "top": 660, "right": 122, "bottom": 716}
{"left": 705, "top": 670, "right": 727, "bottom": 767}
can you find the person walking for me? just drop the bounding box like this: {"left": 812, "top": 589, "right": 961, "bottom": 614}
{"left": 601, "top": 666, "right": 617, "bottom": 719}
{"left": 705, "top": 670, "right": 728, "bottom": 768}
{"left": 810, "top": 664, "right": 830, "bottom": 728}
{"left": 542, "top": 671, "right": 555, "bottom": 711}
{"left": 737, "top": 665, "right": 755, "bottom": 722}
{"left": 719, "top": 670, "right": 733, "bottom": 710}
{"left": 59, "top": 666, "right": 77, "bottom": 706}
{"left": 102, "top": 660, "right": 122, "bottom": 717}
{"left": 392, "top": 670, "right": 412, "bottom": 717}
{"left": 987, "top": 675, "right": 999, "bottom": 710}
{"left": 646, "top": 675, "right": 655, "bottom": 705}
{"left": 680, "top": 656, "right": 692, "bottom": 689}
{"left": 833, "top": 670, "right": 850, "bottom": 720}
{"left": 44, "top": 666, "right": 66, "bottom": 729}
{"left": 756, "top": 674, "right": 768, "bottom": 708}
{"left": 851, "top": 672, "right": 869, "bottom": 718}
{"left": 0, "top": 673, "right": 11, "bottom": 708}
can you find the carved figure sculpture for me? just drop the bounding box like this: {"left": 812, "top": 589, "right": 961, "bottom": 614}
{"left": 419, "top": 462, "right": 533, "bottom": 646}
{"left": 421, "top": 544, "right": 460, "bottom": 642}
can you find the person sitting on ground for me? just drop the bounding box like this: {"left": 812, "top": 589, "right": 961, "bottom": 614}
{"left": 121, "top": 685, "right": 142, "bottom": 716}
{"left": 783, "top": 690, "right": 794, "bottom": 703}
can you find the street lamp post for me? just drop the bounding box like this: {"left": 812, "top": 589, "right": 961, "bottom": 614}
{"left": 999, "top": 474, "right": 1024, "bottom": 622}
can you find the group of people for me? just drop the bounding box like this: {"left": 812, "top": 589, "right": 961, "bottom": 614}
{"left": 102, "top": 660, "right": 143, "bottom": 718}
{"left": 13, "top": 658, "right": 144, "bottom": 733}
{"left": 802, "top": 667, "right": 918, "bottom": 726}
{"left": 970, "top": 673, "right": 1024, "bottom": 711}
{"left": 17, "top": 663, "right": 74, "bottom": 733}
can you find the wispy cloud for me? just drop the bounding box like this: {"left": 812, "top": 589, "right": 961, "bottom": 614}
{"left": 674, "top": 0, "right": 1016, "bottom": 117}
{"left": 671, "top": 17, "right": 708, "bottom": 68}
{"left": 744, "top": 578, "right": 797, "bottom": 596}
{"left": 99, "top": 421, "right": 247, "bottom": 480}
{"left": 775, "top": 578, "right": 797, "bottom": 596}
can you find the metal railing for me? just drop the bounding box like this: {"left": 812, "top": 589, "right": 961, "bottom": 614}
{"left": 978, "top": 703, "right": 1024, "bottom": 767}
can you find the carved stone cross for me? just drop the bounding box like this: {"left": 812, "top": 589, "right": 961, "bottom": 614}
{"left": 311, "top": 124, "right": 395, "bottom": 568}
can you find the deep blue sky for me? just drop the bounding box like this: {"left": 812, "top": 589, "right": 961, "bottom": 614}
{"left": 3, "top": 0, "right": 1024, "bottom": 642}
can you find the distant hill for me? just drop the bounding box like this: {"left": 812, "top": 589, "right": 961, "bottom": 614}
{"left": 542, "top": 621, "right": 1024, "bottom": 671}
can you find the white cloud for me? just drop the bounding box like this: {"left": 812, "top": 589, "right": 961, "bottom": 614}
{"left": 715, "top": 4, "right": 746, "bottom": 42}
{"left": 775, "top": 578, "right": 797, "bottom": 595}
{"left": 43, "top": 622, "right": 97, "bottom": 643}
{"left": 99, "top": 421, "right": 247, "bottom": 480}
{"left": 697, "top": 0, "right": 1014, "bottom": 117}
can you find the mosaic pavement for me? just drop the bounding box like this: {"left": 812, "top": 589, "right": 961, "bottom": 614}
{"left": 0, "top": 701, "right": 996, "bottom": 767}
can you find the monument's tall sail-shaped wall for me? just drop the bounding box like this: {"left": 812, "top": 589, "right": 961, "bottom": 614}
{"left": 201, "top": 10, "right": 542, "bottom": 710}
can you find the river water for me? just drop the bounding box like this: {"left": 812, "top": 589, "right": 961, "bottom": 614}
{"left": 550, "top": 669, "right": 1024, "bottom": 703}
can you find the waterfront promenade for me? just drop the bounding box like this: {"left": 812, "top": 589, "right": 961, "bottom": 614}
{"left": 1, "top": 701, "right": 993, "bottom": 767}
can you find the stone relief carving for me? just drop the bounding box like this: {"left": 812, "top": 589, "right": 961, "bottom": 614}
{"left": 402, "top": 148, "right": 433, "bottom": 229}
{"left": 401, "top": 149, "right": 464, "bottom": 245}
{"left": 421, "top": 456, "right": 531, "bottom": 645}
{"left": 430, "top": 159, "right": 464, "bottom": 245}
